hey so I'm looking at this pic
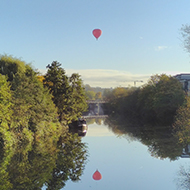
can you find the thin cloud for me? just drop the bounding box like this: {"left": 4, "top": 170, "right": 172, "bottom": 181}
{"left": 155, "top": 46, "right": 168, "bottom": 51}
{"left": 66, "top": 69, "right": 150, "bottom": 88}
{"left": 37, "top": 68, "right": 182, "bottom": 88}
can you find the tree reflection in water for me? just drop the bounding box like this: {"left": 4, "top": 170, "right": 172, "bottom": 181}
{"left": 104, "top": 114, "right": 184, "bottom": 161}
{"left": 105, "top": 114, "right": 190, "bottom": 188}
{"left": 0, "top": 132, "right": 88, "bottom": 190}
{"left": 176, "top": 164, "right": 190, "bottom": 190}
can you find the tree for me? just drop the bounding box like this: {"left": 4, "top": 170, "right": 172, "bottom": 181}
{"left": 95, "top": 92, "right": 102, "bottom": 100}
{"left": 84, "top": 84, "right": 93, "bottom": 91}
{"left": 85, "top": 91, "right": 96, "bottom": 100}
{"left": 112, "top": 87, "right": 129, "bottom": 99}
{"left": 173, "top": 96, "right": 190, "bottom": 145}
{"left": 151, "top": 74, "right": 185, "bottom": 123}
{"left": 0, "top": 74, "right": 12, "bottom": 126}
{"left": 0, "top": 74, "right": 14, "bottom": 147}
{"left": 0, "top": 55, "right": 26, "bottom": 81}
{"left": 44, "top": 61, "right": 87, "bottom": 123}
{"left": 69, "top": 73, "right": 88, "bottom": 120}
{"left": 181, "top": 24, "right": 190, "bottom": 53}
{"left": 102, "top": 88, "right": 112, "bottom": 100}
{"left": 105, "top": 74, "right": 185, "bottom": 125}
{"left": 137, "top": 74, "right": 185, "bottom": 123}
{"left": 0, "top": 56, "right": 61, "bottom": 143}
{"left": 11, "top": 65, "right": 60, "bottom": 135}
{"left": 44, "top": 61, "right": 70, "bottom": 122}
{"left": 103, "top": 87, "right": 129, "bottom": 102}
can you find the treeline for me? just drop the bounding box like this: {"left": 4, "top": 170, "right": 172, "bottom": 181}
{"left": 0, "top": 55, "right": 88, "bottom": 146}
{"left": 105, "top": 74, "right": 185, "bottom": 124}
{"left": 104, "top": 74, "right": 190, "bottom": 146}
{"left": 84, "top": 84, "right": 137, "bottom": 101}
{"left": 103, "top": 74, "right": 190, "bottom": 159}
{"left": 85, "top": 84, "right": 112, "bottom": 100}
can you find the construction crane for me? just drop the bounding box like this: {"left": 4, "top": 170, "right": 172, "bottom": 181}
{"left": 134, "top": 80, "right": 143, "bottom": 86}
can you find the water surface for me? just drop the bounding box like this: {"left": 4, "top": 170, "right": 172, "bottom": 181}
{"left": 65, "top": 120, "right": 190, "bottom": 190}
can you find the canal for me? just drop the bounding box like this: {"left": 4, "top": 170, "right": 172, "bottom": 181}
{"left": 63, "top": 118, "right": 190, "bottom": 190}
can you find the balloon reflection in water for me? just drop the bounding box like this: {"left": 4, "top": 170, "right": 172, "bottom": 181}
{"left": 92, "top": 170, "right": 102, "bottom": 180}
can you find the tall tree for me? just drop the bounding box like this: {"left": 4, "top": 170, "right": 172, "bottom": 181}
{"left": 69, "top": 73, "right": 88, "bottom": 120}
{"left": 44, "top": 62, "right": 88, "bottom": 123}
{"left": 44, "top": 61, "right": 71, "bottom": 122}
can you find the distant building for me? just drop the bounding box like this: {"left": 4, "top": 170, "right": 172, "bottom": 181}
{"left": 174, "top": 74, "right": 190, "bottom": 95}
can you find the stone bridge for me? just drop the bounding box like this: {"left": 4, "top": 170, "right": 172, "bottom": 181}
{"left": 84, "top": 100, "right": 108, "bottom": 116}
{"left": 83, "top": 115, "right": 108, "bottom": 119}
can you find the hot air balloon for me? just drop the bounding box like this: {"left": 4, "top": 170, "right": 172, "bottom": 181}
{"left": 92, "top": 29, "right": 102, "bottom": 40}
{"left": 92, "top": 170, "right": 102, "bottom": 180}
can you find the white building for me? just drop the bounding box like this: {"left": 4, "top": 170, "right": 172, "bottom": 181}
{"left": 174, "top": 74, "right": 190, "bottom": 95}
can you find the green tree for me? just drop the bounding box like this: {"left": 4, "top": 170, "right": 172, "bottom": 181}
{"left": 105, "top": 74, "right": 185, "bottom": 125}
{"left": 0, "top": 55, "right": 26, "bottom": 82}
{"left": 95, "top": 91, "right": 102, "bottom": 100}
{"left": 152, "top": 74, "right": 185, "bottom": 122}
{"left": 44, "top": 61, "right": 87, "bottom": 123}
{"left": 102, "top": 88, "right": 112, "bottom": 100}
{"left": 173, "top": 97, "right": 190, "bottom": 145}
{"left": 44, "top": 61, "right": 71, "bottom": 122}
{"left": 0, "top": 56, "right": 62, "bottom": 143}
{"left": 112, "top": 87, "right": 129, "bottom": 99}
{"left": 85, "top": 91, "right": 96, "bottom": 100}
{"left": 11, "top": 65, "right": 61, "bottom": 136}
{"left": 0, "top": 74, "right": 17, "bottom": 152}
{"left": 0, "top": 74, "right": 12, "bottom": 127}
{"left": 69, "top": 73, "right": 88, "bottom": 120}
{"left": 137, "top": 74, "right": 185, "bottom": 123}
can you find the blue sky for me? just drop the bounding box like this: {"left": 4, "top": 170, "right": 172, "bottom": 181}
{"left": 1, "top": 0, "right": 190, "bottom": 87}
